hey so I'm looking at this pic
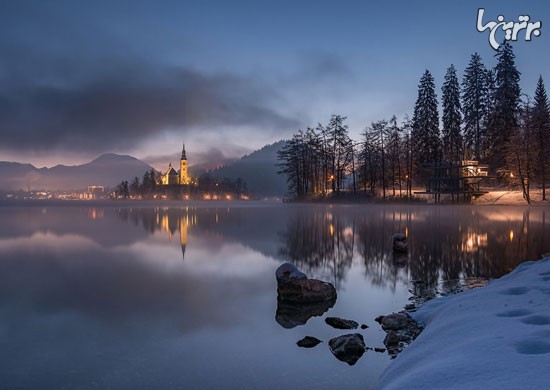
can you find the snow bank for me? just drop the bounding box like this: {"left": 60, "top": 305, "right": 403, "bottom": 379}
{"left": 378, "top": 258, "right": 550, "bottom": 390}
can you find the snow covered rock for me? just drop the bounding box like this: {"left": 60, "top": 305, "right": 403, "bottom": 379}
{"left": 276, "top": 263, "right": 337, "bottom": 303}
{"left": 378, "top": 258, "right": 550, "bottom": 389}
{"left": 328, "top": 333, "right": 366, "bottom": 366}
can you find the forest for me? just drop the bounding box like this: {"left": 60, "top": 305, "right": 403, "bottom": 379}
{"left": 277, "top": 42, "right": 550, "bottom": 203}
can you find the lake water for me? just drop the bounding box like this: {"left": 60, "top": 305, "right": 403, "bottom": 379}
{"left": 0, "top": 202, "right": 548, "bottom": 389}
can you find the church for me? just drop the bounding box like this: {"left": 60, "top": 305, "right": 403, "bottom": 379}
{"left": 160, "top": 143, "right": 191, "bottom": 186}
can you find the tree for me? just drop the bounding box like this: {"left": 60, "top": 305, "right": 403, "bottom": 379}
{"left": 130, "top": 177, "right": 140, "bottom": 197}
{"left": 116, "top": 180, "right": 129, "bottom": 199}
{"left": 442, "top": 64, "right": 463, "bottom": 163}
{"left": 462, "top": 53, "right": 489, "bottom": 160}
{"left": 387, "top": 115, "right": 403, "bottom": 196}
{"left": 505, "top": 98, "right": 536, "bottom": 203}
{"left": 486, "top": 42, "right": 521, "bottom": 173}
{"left": 412, "top": 70, "right": 440, "bottom": 172}
{"left": 532, "top": 76, "right": 550, "bottom": 200}
{"left": 326, "top": 115, "right": 353, "bottom": 193}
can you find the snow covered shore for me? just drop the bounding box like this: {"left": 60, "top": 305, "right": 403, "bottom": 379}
{"left": 378, "top": 258, "right": 550, "bottom": 389}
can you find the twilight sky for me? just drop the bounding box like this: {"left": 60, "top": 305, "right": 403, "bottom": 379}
{"left": 0, "top": 0, "right": 549, "bottom": 169}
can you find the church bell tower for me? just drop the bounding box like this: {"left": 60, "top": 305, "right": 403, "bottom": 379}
{"left": 179, "top": 143, "right": 189, "bottom": 185}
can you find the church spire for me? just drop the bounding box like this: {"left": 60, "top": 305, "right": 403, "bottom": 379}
{"left": 181, "top": 143, "right": 187, "bottom": 160}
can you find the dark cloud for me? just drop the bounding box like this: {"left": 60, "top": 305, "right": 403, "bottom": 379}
{"left": 0, "top": 64, "right": 299, "bottom": 153}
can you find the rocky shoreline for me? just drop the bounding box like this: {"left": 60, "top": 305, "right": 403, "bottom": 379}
{"left": 275, "top": 262, "right": 493, "bottom": 365}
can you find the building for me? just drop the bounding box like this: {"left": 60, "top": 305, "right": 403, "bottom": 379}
{"left": 160, "top": 143, "right": 191, "bottom": 186}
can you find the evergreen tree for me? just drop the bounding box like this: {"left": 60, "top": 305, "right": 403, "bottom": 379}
{"left": 412, "top": 70, "right": 440, "bottom": 171}
{"left": 442, "top": 64, "right": 462, "bottom": 163}
{"left": 462, "top": 53, "right": 488, "bottom": 160}
{"left": 486, "top": 42, "right": 521, "bottom": 173}
{"left": 532, "top": 76, "right": 550, "bottom": 200}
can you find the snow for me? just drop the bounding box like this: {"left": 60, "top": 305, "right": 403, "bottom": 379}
{"left": 378, "top": 257, "right": 550, "bottom": 390}
{"left": 473, "top": 190, "right": 550, "bottom": 205}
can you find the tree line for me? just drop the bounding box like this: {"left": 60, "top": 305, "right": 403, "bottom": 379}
{"left": 278, "top": 42, "right": 550, "bottom": 202}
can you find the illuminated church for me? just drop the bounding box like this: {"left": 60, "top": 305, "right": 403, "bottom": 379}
{"left": 160, "top": 143, "right": 191, "bottom": 186}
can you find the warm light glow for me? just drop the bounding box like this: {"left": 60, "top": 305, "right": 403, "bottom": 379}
{"left": 510, "top": 172, "right": 514, "bottom": 178}
{"left": 330, "top": 175, "right": 334, "bottom": 180}
{"left": 329, "top": 223, "right": 334, "bottom": 236}
{"left": 225, "top": 194, "right": 232, "bottom": 200}
{"left": 461, "top": 232, "right": 488, "bottom": 253}
{"left": 405, "top": 227, "right": 408, "bottom": 238}
{"left": 509, "top": 230, "right": 514, "bottom": 242}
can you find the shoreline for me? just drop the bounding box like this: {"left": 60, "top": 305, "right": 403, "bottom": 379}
{"left": 377, "top": 257, "right": 550, "bottom": 389}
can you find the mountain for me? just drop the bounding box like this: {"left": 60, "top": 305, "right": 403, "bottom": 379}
{"left": 206, "top": 141, "right": 288, "bottom": 196}
{"left": 0, "top": 154, "right": 153, "bottom": 191}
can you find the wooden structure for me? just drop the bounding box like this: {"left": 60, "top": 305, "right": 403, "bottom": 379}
{"left": 415, "top": 161, "right": 493, "bottom": 203}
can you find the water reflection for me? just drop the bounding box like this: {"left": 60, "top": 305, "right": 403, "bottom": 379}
{"left": 274, "top": 206, "right": 549, "bottom": 289}
{"left": 0, "top": 204, "right": 548, "bottom": 389}
{"left": 105, "top": 206, "right": 550, "bottom": 290}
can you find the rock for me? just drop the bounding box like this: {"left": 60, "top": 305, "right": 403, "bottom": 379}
{"left": 296, "top": 336, "right": 322, "bottom": 348}
{"left": 325, "top": 317, "right": 359, "bottom": 330}
{"left": 361, "top": 324, "right": 369, "bottom": 329}
{"left": 392, "top": 233, "right": 407, "bottom": 253}
{"left": 328, "top": 333, "right": 366, "bottom": 366}
{"left": 374, "top": 315, "right": 385, "bottom": 324}
{"left": 276, "top": 263, "right": 337, "bottom": 304}
{"left": 276, "top": 299, "right": 335, "bottom": 329}
{"left": 404, "top": 303, "right": 416, "bottom": 311}
{"left": 276, "top": 262, "right": 307, "bottom": 280}
{"left": 384, "top": 330, "right": 400, "bottom": 346}
{"left": 378, "top": 311, "right": 424, "bottom": 358}
{"left": 380, "top": 312, "right": 410, "bottom": 331}
{"left": 374, "top": 347, "right": 386, "bottom": 353}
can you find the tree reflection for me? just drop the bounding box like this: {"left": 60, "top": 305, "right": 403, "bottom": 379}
{"left": 277, "top": 206, "right": 550, "bottom": 290}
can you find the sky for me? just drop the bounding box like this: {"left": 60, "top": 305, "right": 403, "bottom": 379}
{"left": 0, "top": 0, "right": 549, "bottom": 169}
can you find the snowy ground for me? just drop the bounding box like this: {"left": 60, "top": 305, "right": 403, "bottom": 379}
{"left": 473, "top": 189, "right": 550, "bottom": 205}
{"left": 378, "top": 257, "right": 550, "bottom": 390}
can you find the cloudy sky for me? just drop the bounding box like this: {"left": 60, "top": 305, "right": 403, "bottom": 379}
{"left": 0, "top": 0, "right": 548, "bottom": 169}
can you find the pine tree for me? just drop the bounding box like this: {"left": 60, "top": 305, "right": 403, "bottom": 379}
{"left": 442, "top": 64, "right": 462, "bottom": 163}
{"left": 412, "top": 70, "right": 440, "bottom": 171}
{"left": 532, "top": 76, "right": 550, "bottom": 200}
{"left": 486, "top": 42, "right": 521, "bottom": 173}
{"left": 462, "top": 53, "right": 488, "bottom": 161}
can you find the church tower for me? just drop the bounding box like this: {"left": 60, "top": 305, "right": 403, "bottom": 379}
{"left": 179, "top": 143, "right": 190, "bottom": 185}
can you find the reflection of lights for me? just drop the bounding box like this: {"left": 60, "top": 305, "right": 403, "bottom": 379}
{"left": 509, "top": 230, "right": 514, "bottom": 241}
{"left": 329, "top": 223, "right": 334, "bottom": 236}
{"left": 342, "top": 227, "right": 353, "bottom": 238}
{"left": 405, "top": 227, "right": 408, "bottom": 238}
{"left": 88, "top": 209, "right": 104, "bottom": 220}
{"left": 461, "top": 232, "right": 488, "bottom": 253}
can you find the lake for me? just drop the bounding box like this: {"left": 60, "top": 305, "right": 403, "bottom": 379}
{"left": 0, "top": 202, "right": 548, "bottom": 389}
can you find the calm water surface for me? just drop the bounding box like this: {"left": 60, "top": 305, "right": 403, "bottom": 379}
{"left": 0, "top": 202, "right": 548, "bottom": 389}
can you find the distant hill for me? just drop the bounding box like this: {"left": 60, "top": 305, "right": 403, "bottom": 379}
{"left": 206, "top": 141, "right": 289, "bottom": 196}
{"left": 0, "top": 154, "right": 153, "bottom": 191}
